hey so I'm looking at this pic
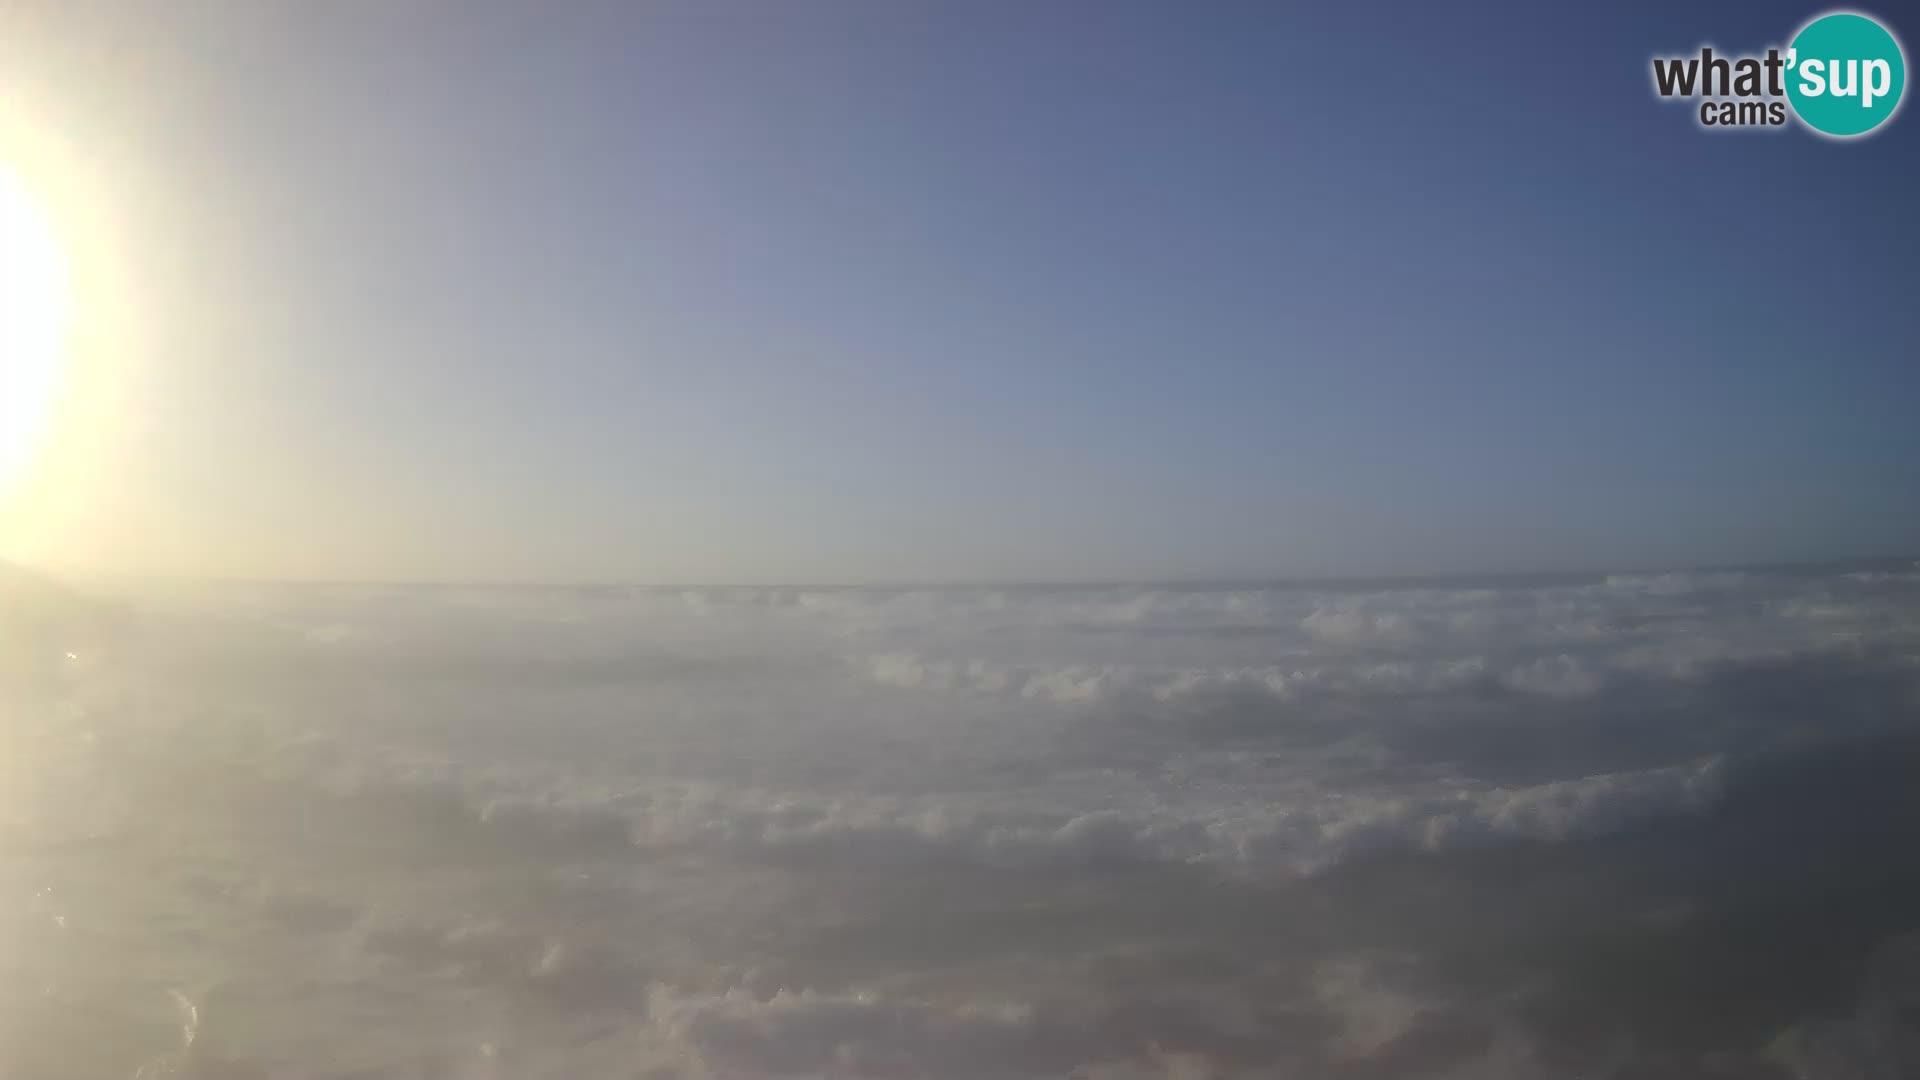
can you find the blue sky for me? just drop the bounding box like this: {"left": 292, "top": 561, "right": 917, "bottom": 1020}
{"left": 3, "top": 0, "right": 1916, "bottom": 582}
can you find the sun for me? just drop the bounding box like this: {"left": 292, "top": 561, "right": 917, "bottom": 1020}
{"left": 0, "top": 163, "right": 71, "bottom": 497}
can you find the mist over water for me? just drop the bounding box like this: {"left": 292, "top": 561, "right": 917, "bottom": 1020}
{"left": 4, "top": 561, "right": 1920, "bottom": 1078}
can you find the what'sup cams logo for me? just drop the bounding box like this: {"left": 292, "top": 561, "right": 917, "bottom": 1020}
{"left": 1652, "top": 10, "right": 1906, "bottom": 137}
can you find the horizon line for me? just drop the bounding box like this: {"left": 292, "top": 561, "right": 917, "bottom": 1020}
{"left": 20, "top": 553, "right": 1917, "bottom": 593}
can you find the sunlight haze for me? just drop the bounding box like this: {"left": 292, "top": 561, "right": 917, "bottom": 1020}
{"left": 2, "top": 4, "right": 1919, "bottom": 1079}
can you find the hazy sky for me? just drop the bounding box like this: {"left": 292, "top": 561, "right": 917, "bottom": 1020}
{"left": 2, "top": 0, "right": 1916, "bottom": 583}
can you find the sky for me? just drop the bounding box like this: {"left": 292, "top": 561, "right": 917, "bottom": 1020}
{"left": 0, "top": 0, "right": 1916, "bottom": 584}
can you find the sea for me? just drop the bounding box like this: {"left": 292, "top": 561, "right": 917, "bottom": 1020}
{"left": 3, "top": 560, "right": 1919, "bottom": 1078}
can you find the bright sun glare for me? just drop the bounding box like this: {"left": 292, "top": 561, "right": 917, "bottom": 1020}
{"left": 0, "top": 163, "right": 72, "bottom": 497}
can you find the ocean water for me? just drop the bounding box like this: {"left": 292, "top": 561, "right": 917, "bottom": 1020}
{"left": 3, "top": 562, "right": 1920, "bottom": 1078}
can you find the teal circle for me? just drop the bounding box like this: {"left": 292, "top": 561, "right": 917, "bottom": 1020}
{"left": 1786, "top": 13, "right": 1906, "bottom": 137}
